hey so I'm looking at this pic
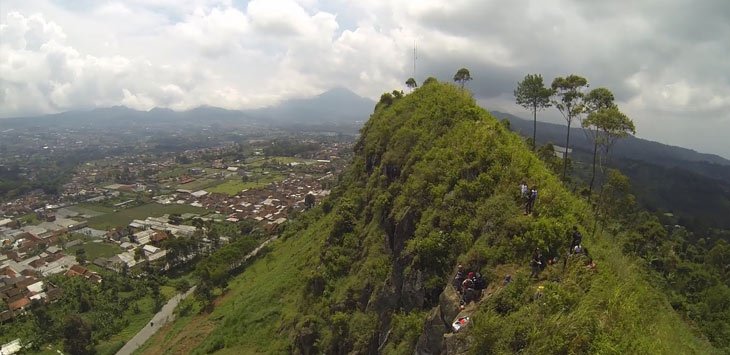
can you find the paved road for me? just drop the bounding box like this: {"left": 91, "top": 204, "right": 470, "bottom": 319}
{"left": 116, "top": 286, "right": 196, "bottom": 355}
{"left": 116, "top": 235, "right": 277, "bottom": 355}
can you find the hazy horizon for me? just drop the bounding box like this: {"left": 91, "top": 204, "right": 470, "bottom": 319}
{"left": 2, "top": 0, "right": 729, "bottom": 158}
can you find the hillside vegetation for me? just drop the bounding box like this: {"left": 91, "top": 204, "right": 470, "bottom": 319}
{"left": 146, "top": 81, "right": 717, "bottom": 354}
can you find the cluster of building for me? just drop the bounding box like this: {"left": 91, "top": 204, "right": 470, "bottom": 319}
{"left": 0, "top": 139, "right": 352, "bottom": 325}
{"left": 0, "top": 194, "right": 49, "bottom": 219}
{"left": 94, "top": 215, "right": 200, "bottom": 272}
{"left": 0, "top": 208, "right": 109, "bottom": 323}
{"left": 0, "top": 269, "right": 61, "bottom": 323}
{"left": 0, "top": 210, "right": 91, "bottom": 251}
{"left": 158, "top": 172, "right": 330, "bottom": 231}
{"left": 1, "top": 246, "right": 102, "bottom": 323}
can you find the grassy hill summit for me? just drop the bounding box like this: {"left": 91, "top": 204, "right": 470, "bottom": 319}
{"left": 141, "top": 81, "right": 718, "bottom": 354}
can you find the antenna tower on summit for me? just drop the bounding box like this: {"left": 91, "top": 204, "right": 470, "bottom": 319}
{"left": 413, "top": 41, "right": 417, "bottom": 78}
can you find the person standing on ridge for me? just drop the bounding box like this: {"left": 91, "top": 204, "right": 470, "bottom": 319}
{"left": 525, "top": 186, "right": 538, "bottom": 215}
{"left": 530, "top": 248, "right": 542, "bottom": 279}
{"left": 520, "top": 181, "right": 528, "bottom": 200}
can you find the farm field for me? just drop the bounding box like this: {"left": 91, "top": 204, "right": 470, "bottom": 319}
{"left": 67, "top": 241, "right": 123, "bottom": 260}
{"left": 206, "top": 174, "right": 284, "bottom": 196}
{"left": 86, "top": 203, "right": 207, "bottom": 229}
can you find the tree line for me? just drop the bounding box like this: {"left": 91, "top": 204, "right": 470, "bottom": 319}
{"left": 405, "top": 70, "right": 634, "bottom": 199}
{"left": 514, "top": 74, "right": 635, "bottom": 190}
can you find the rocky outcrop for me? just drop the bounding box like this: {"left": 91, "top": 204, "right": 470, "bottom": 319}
{"left": 414, "top": 286, "right": 462, "bottom": 354}
{"left": 442, "top": 332, "right": 470, "bottom": 354}
{"left": 401, "top": 269, "right": 425, "bottom": 310}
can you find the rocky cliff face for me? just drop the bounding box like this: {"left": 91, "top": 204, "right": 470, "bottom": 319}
{"left": 415, "top": 286, "right": 463, "bottom": 354}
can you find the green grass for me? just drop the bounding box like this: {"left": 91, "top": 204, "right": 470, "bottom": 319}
{"left": 177, "top": 178, "right": 221, "bottom": 191}
{"left": 161, "top": 286, "right": 177, "bottom": 300}
{"left": 190, "top": 225, "right": 323, "bottom": 354}
{"left": 135, "top": 221, "right": 323, "bottom": 354}
{"left": 206, "top": 180, "right": 251, "bottom": 195}
{"left": 71, "top": 203, "right": 116, "bottom": 214}
{"left": 19, "top": 213, "right": 40, "bottom": 225}
{"left": 132, "top": 297, "right": 206, "bottom": 355}
{"left": 96, "top": 296, "right": 158, "bottom": 354}
{"left": 86, "top": 203, "right": 207, "bottom": 230}
{"left": 144, "top": 82, "right": 718, "bottom": 354}
{"left": 67, "top": 242, "right": 122, "bottom": 260}
{"left": 157, "top": 165, "right": 202, "bottom": 179}
{"left": 246, "top": 156, "right": 310, "bottom": 167}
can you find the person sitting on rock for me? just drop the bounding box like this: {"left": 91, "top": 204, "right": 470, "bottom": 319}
{"left": 462, "top": 277, "right": 474, "bottom": 292}
{"left": 461, "top": 277, "right": 477, "bottom": 303}
{"left": 453, "top": 265, "right": 466, "bottom": 293}
{"left": 473, "top": 272, "right": 486, "bottom": 290}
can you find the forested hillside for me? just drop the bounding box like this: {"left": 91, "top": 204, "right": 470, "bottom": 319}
{"left": 146, "top": 81, "right": 720, "bottom": 354}
{"left": 493, "top": 111, "right": 730, "bottom": 232}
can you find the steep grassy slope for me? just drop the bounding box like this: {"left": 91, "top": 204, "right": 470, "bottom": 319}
{"left": 147, "top": 81, "right": 716, "bottom": 354}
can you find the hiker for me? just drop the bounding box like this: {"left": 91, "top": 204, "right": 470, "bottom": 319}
{"left": 569, "top": 226, "right": 582, "bottom": 251}
{"left": 519, "top": 181, "right": 528, "bottom": 200}
{"left": 525, "top": 186, "right": 538, "bottom": 215}
{"left": 473, "top": 272, "right": 487, "bottom": 290}
{"left": 573, "top": 244, "right": 583, "bottom": 255}
{"left": 530, "top": 248, "right": 542, "bottom": 279}
{"left": 453, "top": 265, "right": 466, "bottom": 293}
{"left": 539, "top": 252, "right": 548, "bottom": 271}
{"left": 462, "top": 276, "right": 474, "bottom": 292}
{"left": 462, "top": 277, "right": 477, "bottom": 304}
{"left": 503, "top": 274, "right": 512, "bottom": 286}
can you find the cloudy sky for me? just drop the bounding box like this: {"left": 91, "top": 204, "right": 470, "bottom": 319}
{"left": 1, "top": 0, "right": 729, "bottom": 158}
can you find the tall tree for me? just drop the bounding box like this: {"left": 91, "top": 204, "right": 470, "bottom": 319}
{"left": 75, "top": 248, "right": 87, "bottom": 265}
{"left": 514, "top": 74, "right": 553, "bottom": 151}
{"left": 63, "top": 315, "right": 94, "bottom": 355}
{"left": 304, "top": 193, "right": 316, "bottom": 209}
{"left": 453, "top": 68, "right": 472, "bottom": 89}
{"left": 583, "top": 106, "right": 636, "bottom": 198}
{"left": 582, "top": 87, "right": 616, "bottom": 194}
{"left": 405, "top": 77, "right": 418, "bottom": 91}
{"left": 551, "top": 75, "right": 589, "bottom": 179}
{"left": 586, "top": 106, "right": 635, "bottom": 163}
{"left": 584, "top": 87, "right": 615, "bottom": 113}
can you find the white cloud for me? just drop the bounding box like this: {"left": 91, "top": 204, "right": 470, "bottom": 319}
{"left": 0, "top": 0, "right": 729, "bottom": 157}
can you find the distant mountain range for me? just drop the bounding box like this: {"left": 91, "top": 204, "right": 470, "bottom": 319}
{"left": 0, "top": 87, "right": 375, "bottom": 131}
{"left": 493, "top": 111, "right": 730, "bottom": 231}
{"left": 491, "top": 111, "right": 730, "bottom": 168}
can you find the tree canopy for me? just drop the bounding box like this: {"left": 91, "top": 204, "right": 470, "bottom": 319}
{"left": 582, "top": 87, "right": 617, "bottom": 194}
{"left": 453, "top": 68, "right": 473, "bottom": 89}
{"left": 514, "top": 74, "right": 553, "bottom": 151}
{"left": 551, "top": 74, "right": 589, "bottom": 179}
{"left": 406, "top": 77, "right": 418, "bottom": 90}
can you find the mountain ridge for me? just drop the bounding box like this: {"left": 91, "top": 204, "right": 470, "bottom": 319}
{"left": 143, "top": 81, "right": 717, "bottom": 354}
{"left": 0, "top": 88, "right": 375, "bottom": 128}
{"left": 491, "top": 111, "right": 730, "bottom": 166}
